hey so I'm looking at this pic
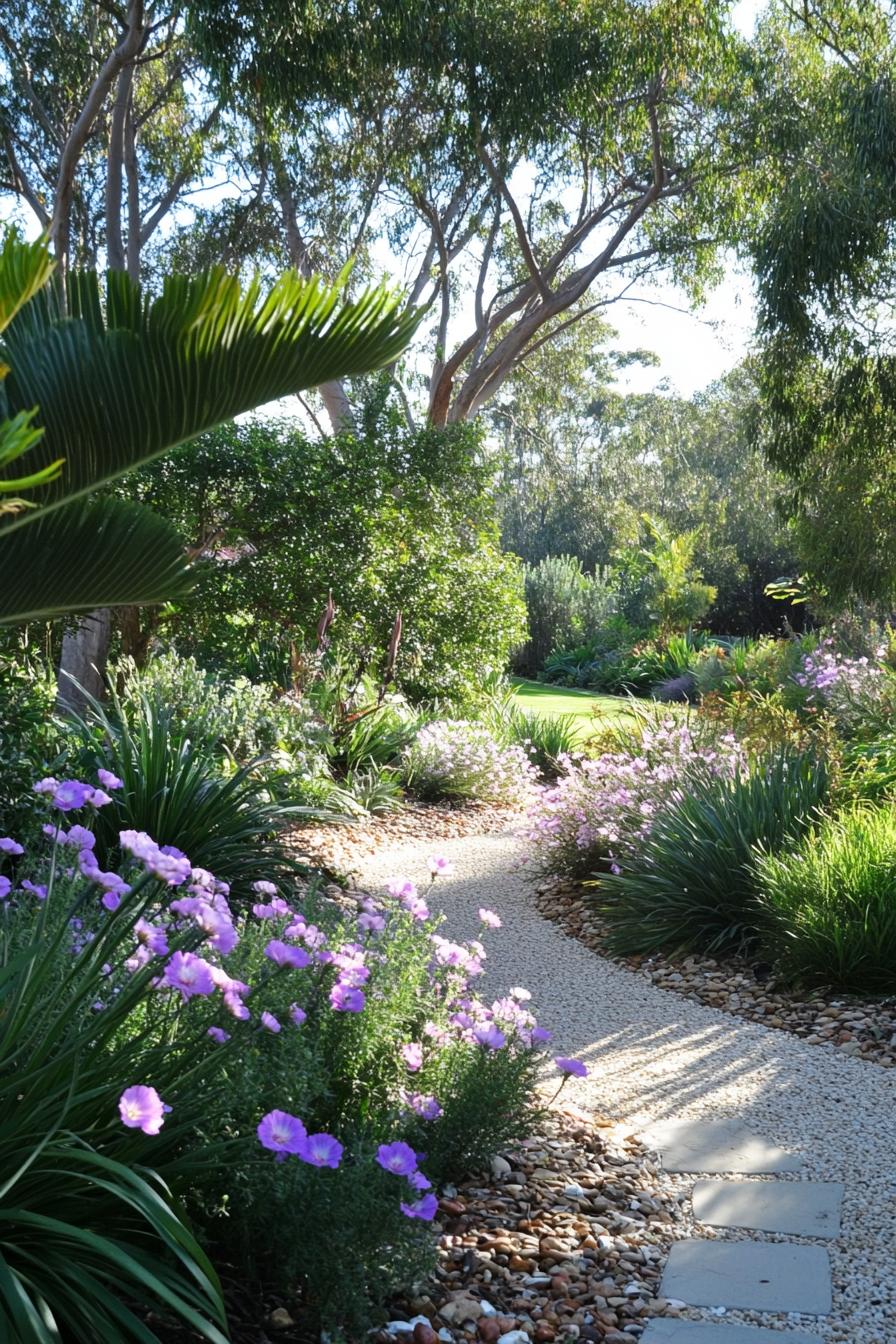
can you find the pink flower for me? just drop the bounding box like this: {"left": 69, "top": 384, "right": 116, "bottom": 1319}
{"left": 162, "top": 951, "right": 216, "bottom": 1000}
{"left": 299, "top": 1132, "right": 343, "bottom": 1168}
{"left": 555, "top": 1056, "right": 588, "bottom": 1077}
{"left": 97, "top": 769, "right": 123, "bottom": 790}
{"left": 376, "top": 1141, "right": 418, "bottom": 1176}
{"left": 400, "top": 1192, "right": 439, "bottom": 1220}
{"left": 401, "top": 1042, "right": 423, "bottom": 1072}
{"left": 261, "top": 1011, "right": 281, "bottom": 1033}
{"left": 478, "top": 907, "right": 502, "bottom": 928}
{"left": 119, "top": 1085, "right": 167, "bottom": 1135}
{"left": 258, "top": 1110, "right": 306, "bottom": 1157}
{"left": 428, "top": 854, "right": 454, "bottom": 877}
{"left": 264, "top": 939, "right": 311, "bottom": 969}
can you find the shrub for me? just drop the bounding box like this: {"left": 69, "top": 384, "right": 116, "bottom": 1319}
{"left": 754, "top": 807, "right": 896, "bottom": 993}
{"left": 794, "top": 640, "right": 896, "bottom": 740}
{"left": 515, "top": 555, "right": 615, "bottom": 674}
{"left": 525, "top": 715, "right": 745, "bottom": 879}
{"left": 2, "top": 779, "right": 549, "bottom": 1335}
{"left": 72, "top": 690, "right": 314, "bottom": 901}
{"left": 503, "top": 708, "right": 581, "bottom": 778}
{"left": 403, "top": 720, "right": 538, "bottom": 803}
{"left": 0, "top": 650, "right": 62, "bottom": 837}
{"left": 598, "top": 752, "right": 829, "bottom": 957}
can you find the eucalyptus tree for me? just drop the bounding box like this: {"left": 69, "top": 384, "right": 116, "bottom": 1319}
{"left": 0, "top": 1, "right": 223, "bottom": 279}
{"left": 751, "top": 1, "right": 896, "bottom": 604}
{"left": 186, "top": 0, "right": 753, "bottom": 432}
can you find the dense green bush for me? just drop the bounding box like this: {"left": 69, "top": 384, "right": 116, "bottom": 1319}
{"left": 598, "top": 752, "right": 829, "bottom": 957}
{"left": 0, "top": 650, "right": 63, "bottom": 836}
{"left": 514, "top": 555, "right": 615, "bottom": 674}
{"left": 754, "top": 807, "right": 896, "bottom": 993}
{"left": 129, "top": 418, "right": 526, "bottom": 703}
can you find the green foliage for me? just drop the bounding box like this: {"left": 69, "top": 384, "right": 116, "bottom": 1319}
{"left": 0, "top": 648, "right": 61, "bottom": 835}
{"left": 502, "top": 708, "right": 581, "bottom": 778}
{"left": 340, "top": 761, "right": 405, "bottom": 814}
{"left": 598, "top": 753, "right": 829, "bottom": 957}
{"left": 755, "top": 806, "right": 896, "bottom": 994}
{"left": 131, "top": 418, "right": 525, "bottom": 704}
{"left": 613, "top": 515, "right": 716, "bottom": 636}
{"left": 515, "top": 554, "right": 615, "bottom": 674}
{"left": 0, "top": 231, "right": 419, "bottom": 623}
{"left": 72, "top": 690, "right": 312, "bottom": 901}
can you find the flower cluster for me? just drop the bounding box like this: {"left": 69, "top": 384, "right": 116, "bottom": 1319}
{"left": 403, "top": 719, "right": 538, "bottom": 804}
{"left": 10, "top": 775, "right": 553, "bottom": 1245}
{"left": 525, "top": 718, "right": 746, "bottom": 877}
{"left": 795, "top": 640, "right": 890, "bottom": 735}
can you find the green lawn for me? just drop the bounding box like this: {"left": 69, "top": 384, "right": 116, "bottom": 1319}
{"left": 510, "top": 677, "right": 635, "bottom": 733}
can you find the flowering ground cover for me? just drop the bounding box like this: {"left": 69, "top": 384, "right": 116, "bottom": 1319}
{"left": 0, "top": 774, "right": 554, "bottom": 1338}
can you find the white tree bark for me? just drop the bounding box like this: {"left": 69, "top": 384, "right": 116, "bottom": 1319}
{"left": 57, "top": 609, "right": 112, "bottom": 714}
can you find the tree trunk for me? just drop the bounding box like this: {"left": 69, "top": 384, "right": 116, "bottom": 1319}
{"left": 57, "top": 609, "right": 112, "bottom": 714}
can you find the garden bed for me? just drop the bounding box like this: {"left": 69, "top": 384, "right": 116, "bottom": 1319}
{"left": 534, "top": 875, "right": 896, "bottom": 1070}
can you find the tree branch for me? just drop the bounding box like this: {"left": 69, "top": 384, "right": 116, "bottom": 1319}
{"left": 478, "top": 142, "right": 550, "bottom": 300}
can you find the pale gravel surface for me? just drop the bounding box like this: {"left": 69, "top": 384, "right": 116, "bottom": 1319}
{"left": 354, "top": 826, "right": 896, "bottom": 1344}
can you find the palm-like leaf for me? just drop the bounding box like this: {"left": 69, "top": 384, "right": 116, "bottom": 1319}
{"left": 0, "top": 240, "right": 419, "bottom": 620}
{"left": 0, "top": 265, "right": 419, "bottom": 522}
{"left": 0, "top": 498, "right": 190, "bottom": 623}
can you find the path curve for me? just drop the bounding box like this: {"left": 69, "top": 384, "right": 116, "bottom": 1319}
{"left": 353, "top": 826, "right": 896, "bottom": 1344}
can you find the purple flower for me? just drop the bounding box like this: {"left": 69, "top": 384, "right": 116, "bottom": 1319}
{"left": 258, "top": 1109, "right": 306, "bottom": 1158}
{"left": 299, "top": 1132, "right": 343, "bottom": 1168}
{"left": 33, "top": 777, "right": 58, "bottom": 795}
{"left": 377, "top": 1141, "right": 418, "bottom": 1176}
{"left": 0, "top": 837, "right": 23, "bottom": 856}
{"left": 101, "top": 892, "right": 121, "bottom": 912}
{"left": 478, "top": 907, "right": 501, "bottom": 929}
{"left": 264, "top": 939, "right": 311, "bottom": 969}
{"left": 555, "top": 1056, "right": 588, "bottom": 1077}
{"left": 0, "top": 876, "right": 11, "bottom": 901}
{"left": 20, "top": 879, "right": 46, "bottom": 900}
{"left": 407, "top": 1169, "right": 433, "bottom": 1191}
{"left": 207, "top": 1026, "right": 230, "bottom": 1044}
{"left": 428, "top": 854, "right": 454, "bottom": 877}
{"left": 135, "top": 918, "right": 169, "bottom": 956}
{"left": 261, "top": 1011, "right": 281, "bottom": 1033}
{"left": 474, "top": 1025, "right": 506, "bottom": 1050}
{"left": 401, "top": 1042, "right": 423, "bottom": 1072}
{"left": 531, "top": 1026, "right": 553, "bottom": 1044}
{"left": 89, "top": 789, "right": 113, "bottom": 808}
{"left": 400, "top": 1192, "right": 439, "bottom": 1221}
{"left": 119, "top": 1085, "right": 166, "bottom": 1135}
{"left": 252, "top": 880, "right": 278, "bottom": 896}
{"left": 329, "top": 982, "right": 365, "bottom": 1013}
{"left": 97, "top": 769, "right": 123, "bottom": 790}
{"left": 289, "top": 1004, "right": 307, "bottom": 1027}
{"left": 358, "top": 910, "right": 386, "bottom": 933}
{"left": 52, "top": 780, "right": 94, "bottom": 812}
{"left": 224, "top": 992, "right": 250, "bottom": 1021}
{"left": 162, "top": 951, "right": 216, "bottom": 1001}
{"left": 386, "top": 877, "right": 418, "bottom": 900}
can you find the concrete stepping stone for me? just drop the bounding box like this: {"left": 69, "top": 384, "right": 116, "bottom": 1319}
{"left": 692, "top": 1180, "right": 843, "bottom": 1239}
{"left": 644, "top": 1120, "right": 801, "bottom": 1173}
{"left": 641, "top": 1322, "right": 824, "bottom": 1344}
{"left": 660, "top": 1240, "right": 832, "bottom": 1314}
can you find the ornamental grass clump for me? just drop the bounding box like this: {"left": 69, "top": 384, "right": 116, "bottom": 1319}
{"left": 402, "top": 718, "right": 538, "bottom": 803}
{"left": 524, "top": 716, "right": 746, "bottom": 879}
{"left": 597, "top": 751, "right": 829, "bottom": 957}
{"left": 0, "top": 782, "right": 548, "bottom": 1338}
{"left": 754, "top": 805, "right": 896, "bottom": 994}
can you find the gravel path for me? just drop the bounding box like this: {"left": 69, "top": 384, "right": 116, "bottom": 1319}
{"left": 354, "top": 826, "right": 896, "bottom": 1344}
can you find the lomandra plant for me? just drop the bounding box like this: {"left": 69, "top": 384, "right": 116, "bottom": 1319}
{"left": 402, "top": 719, "right": 538, "bottom": 803}
{"left": 754, "top": 806, "right": 896, "bottom": 993}
{"left": 0, "top": 778, "right": 549, "bottom": 1336}
{"left": 598, "top": 751, "right": 829, "bottom": 957}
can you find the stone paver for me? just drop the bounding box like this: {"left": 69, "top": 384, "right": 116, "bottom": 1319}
{"left": 643, "top": 1120, "right": 802, "bottom": 1174}
{"left": 692, "top": 1180, "right": 843, "bottom": 1239}
{"left": 641, "top": 1322, "right": 824, "bottom": 1344}
{"left": 660, "top": 1241, "right": 832, "bottom": 1314}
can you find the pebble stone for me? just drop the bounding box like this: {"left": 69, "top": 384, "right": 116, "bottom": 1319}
{"left": 350, "top": 824, "right": 896, "bottom": 1344}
